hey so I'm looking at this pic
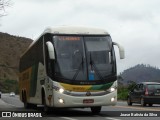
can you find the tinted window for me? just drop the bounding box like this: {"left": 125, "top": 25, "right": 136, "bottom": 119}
{"left": 20, "top": 37, "right": 44, "bottom": 72}
{"left": 53, "top": 35, "right": 114, "bottom": 81}
{"left": 134, "top": 84, "right": 140, "bottom": 91}
{"left": 147, "top": 84, "right": 160, "bottom": 91}
{"left": 139, "top": 84, "right": 144, "bottom": 90}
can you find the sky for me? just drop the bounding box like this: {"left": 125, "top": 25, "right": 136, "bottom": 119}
{"left": 0, "top": 0, "right": 160, "bottom": 73}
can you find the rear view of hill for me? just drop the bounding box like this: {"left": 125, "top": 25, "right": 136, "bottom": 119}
{"left": 0, "top": 32, "right": 33, "bottom": 81}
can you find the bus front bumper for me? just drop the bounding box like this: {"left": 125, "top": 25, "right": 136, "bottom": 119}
{"left": 53, "top": 90, "right": 117, "bottom": 108}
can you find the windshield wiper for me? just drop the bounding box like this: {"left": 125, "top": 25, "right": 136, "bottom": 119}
{"left": 89, "top": 52, "right": 105, "bottom": 81}
{"left": 72, "top": 55, "right": 84, "bottom": 80}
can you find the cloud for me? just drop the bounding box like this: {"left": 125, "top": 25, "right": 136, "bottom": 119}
{"left": 0, "top": 0, "right": 160, "bottom": 72}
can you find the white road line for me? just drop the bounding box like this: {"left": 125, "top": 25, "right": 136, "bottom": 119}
{"left": 60, "top": 117, "right": 78, "bottom": 120}
{"left": 105, "top": 117, "right": 121, "bottom": 120}
{"left": 6, "top": 103, "right": 21, "bottom": 108}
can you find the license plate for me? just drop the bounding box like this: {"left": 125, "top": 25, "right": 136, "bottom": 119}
{"left": 83, "top": 99, "right": 94, "bottom": 104}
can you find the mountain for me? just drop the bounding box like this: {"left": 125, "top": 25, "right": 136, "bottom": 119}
{"left": 0, "top": 32, "right": 33, "bottom": 81}
{"left": 119, "top": 64, "right": 160, "bottom": 85}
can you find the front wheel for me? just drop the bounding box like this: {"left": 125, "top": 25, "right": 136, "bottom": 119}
{"left": 127, "top": 97, "right": 132, "bottom": 106}
{"left": 43, "top": 94, "right": 50, "bottom": 113}
{"left": 91, "top": 106, "right": 101, "bottom": 115}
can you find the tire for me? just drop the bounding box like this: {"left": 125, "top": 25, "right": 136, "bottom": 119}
{"left": 127, "top": 97, "right": 132, "bottom": 106}
{"left": 42, "top": 93, "right": 50, "bottom": 113}
{"left": 141, "top": 98, "right": 146, "bottom": 107}
{"left": 23, "top": 92, "right": 30, "bottom": 109}
{"left": 91, "top": 106, "right": 101, "bottom": 115}
{"left": 149, "top": 104, "right": 153, "bottom": 107}
{"left": 23, "top": 92, "right": 36, "bottom": 109}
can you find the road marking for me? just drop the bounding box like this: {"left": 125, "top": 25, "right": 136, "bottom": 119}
{"left": 113, "top": 105, "right": 160, "bottom": 111}
{"left": 60, "top": 117, "right": 78, "bottom": 120}
{"left": 6, "top": 103, "right": 21, "bottom": 108}
{"left": 105, "top": 117, "right": 121, "bottom": 120}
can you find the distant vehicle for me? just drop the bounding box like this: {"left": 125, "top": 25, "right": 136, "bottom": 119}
{"left": 10, "top": 92, "right": 15, "bottom": 97}
{"left": 0, "top": 91, "right": 1, "bottom": 98}
{"left": 127, "top": 82, "right": 160, "bottom": 106}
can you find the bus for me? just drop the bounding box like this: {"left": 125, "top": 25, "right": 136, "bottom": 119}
{"left": 19, "top": 26, "right": 125, "bottom": 114}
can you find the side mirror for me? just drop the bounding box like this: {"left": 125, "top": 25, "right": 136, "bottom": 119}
{"left": 46, "top": 41, "right": 55, "bottom": 60}
{"left": 113, "top": 42, "right": 125, "bottom": 59}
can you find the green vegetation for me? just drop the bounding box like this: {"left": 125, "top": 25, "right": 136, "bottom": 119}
{"left": 117, "top": 86, "right": 128, "bottom": 100}
{"left": 117, "top": 81, "right": 136, "bottom": 100}
{"left": 0, "top": 79, "right": 19, "bottom": 94}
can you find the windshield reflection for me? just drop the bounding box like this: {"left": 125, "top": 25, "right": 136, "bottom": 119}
{"left": 53, "top": 36, "right": 113, "bottom": 81}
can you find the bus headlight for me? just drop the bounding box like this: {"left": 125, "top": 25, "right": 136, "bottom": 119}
{"left": 111, "top": 97, "right": 115, "bottom": 102}
{"left": 110, "top": 87, "right": 115, "bottom": 92}
{"left": 53, "top": 85, "right": 64, "bottom": 93}
{"left": 59, "top": 88, "right": 64, "bottom": 93}
{"left": 58, "top": 98, "right": 64, "bottom": 104}
{"left": 108, "top": 87, "right": 116, "bottom": 93}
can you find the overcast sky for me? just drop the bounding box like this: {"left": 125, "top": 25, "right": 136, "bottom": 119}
{"left": 0, "top": 0, "right": 160, "bottom": 73}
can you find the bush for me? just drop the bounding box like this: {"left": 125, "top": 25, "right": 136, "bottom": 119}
{"left": 117, "top": 82, "right": 136, "bottom": 100}
{"left": 0, "top": 79, "right": 19, "bottom": 94}
{"left": 118, "top": 87, "right": 128, "bottom": 100}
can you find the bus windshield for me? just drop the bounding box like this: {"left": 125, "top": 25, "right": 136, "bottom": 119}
{"left": 53, "top": 35, "right": 114, "bottom": 81}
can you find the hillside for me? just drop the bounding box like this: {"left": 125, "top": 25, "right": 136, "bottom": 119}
{"left": 0, "top": 32, "right": 32, "bottom": 81}
{"left": 119, "top": 64, "right": 160, "bottom": 85}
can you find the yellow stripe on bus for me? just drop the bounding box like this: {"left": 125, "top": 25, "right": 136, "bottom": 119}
{"left": 60, "top": 83, "right": 92, "bottom": 92}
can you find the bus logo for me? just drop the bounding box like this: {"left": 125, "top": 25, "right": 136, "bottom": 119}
{"left": 86, "top": 91, "right": 91, "bottom": 96}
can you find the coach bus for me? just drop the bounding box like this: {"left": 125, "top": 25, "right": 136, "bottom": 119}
{"left": 19, "top": 26, "right": 125, "bottom": 114}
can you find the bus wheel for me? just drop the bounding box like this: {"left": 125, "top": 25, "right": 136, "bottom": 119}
{"left": 23, "top": 92, "right": 29, "bottom": 109}
{"left": 91, "top": 106, "right": 101, "bottom": 115}
{"left": 43, "top": 94, "right": 50, "bottom": 113}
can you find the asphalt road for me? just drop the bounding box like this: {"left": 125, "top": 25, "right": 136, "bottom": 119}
{"left": 0, "top": 93, "right": 160, "bottom": 120}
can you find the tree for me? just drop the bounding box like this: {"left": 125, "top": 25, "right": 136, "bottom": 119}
{"left": 0, "top": 0, "right": 11, "bottom": 17}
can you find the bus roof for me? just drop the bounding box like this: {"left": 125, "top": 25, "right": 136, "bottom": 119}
{"left": 21, "top": 26, "right": 109, "bottom": 57}
{"left": 43, "top": 26, "right": 109, "bottom": 35}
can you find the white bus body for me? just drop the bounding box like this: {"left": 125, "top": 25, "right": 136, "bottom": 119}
{"left": 19, "top": 26, "right": 124, "bottom": 114}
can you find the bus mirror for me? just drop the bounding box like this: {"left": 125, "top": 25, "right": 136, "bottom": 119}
{"left": 46, "top": 41, "right": 55, "bottom": 60}
{"left": 113, "top": 42, "right": 125, "bottom": 59}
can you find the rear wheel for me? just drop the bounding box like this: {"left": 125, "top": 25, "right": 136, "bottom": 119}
{"left": 127, "top": 97, "right": 132, "bottom": 106}
{"left": 23, "top": 92, "right": 36, "bottom": 109}
{"left": 141, "top": 98, "right": 146, "bottom": 106}
{"left": 23, "top": 92, "right": 30, "bottom": 109}
{"left": 91, "top": 106, "right": 101, "bottom": 115}
{"left": 149, "top": 104, "right": 153, "bottom": 107}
